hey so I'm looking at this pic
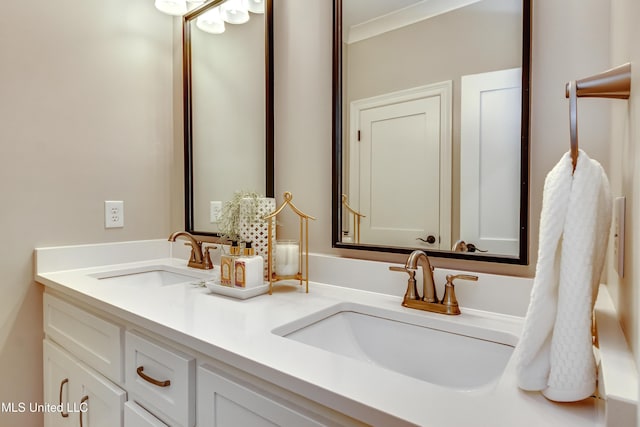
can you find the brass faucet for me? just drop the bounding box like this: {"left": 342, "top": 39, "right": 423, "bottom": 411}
{"left": 389, "top": 250, "right": 477, "bottom": 315}
{"left": 168, "top": 231, "right": 214, "bottom": 270}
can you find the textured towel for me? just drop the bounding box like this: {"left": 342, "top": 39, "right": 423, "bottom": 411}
{"left": 516, "top": 149, "right": 611, "bottom": 402}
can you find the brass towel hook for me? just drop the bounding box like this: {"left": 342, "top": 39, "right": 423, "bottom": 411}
{"left": 569, "top": 80, "right": 578, "bottom": 172}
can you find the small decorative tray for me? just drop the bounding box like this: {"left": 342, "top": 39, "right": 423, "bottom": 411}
{"left": 204, "top": 280, "right": 269, "bottom": 300}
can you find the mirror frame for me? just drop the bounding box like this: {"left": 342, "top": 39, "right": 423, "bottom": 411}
{"left": 183, "top": 0, "right": 274, "bottom": 236}
{"left": 332, "top": 0, "right": 531, "bottom": 264}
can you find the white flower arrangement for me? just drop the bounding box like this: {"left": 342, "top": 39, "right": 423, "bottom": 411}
{"left": 217, "top": 190, "right": 263, "bottom": 241}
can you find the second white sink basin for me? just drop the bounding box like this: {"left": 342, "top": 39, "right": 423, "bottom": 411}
{"left": 90, "top": 265, "right": 209, "bottom": 288}
{"left": 273, "top": 303, "right": 516, "bottom": 391}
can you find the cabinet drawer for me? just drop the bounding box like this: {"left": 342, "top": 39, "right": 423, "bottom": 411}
{"left": 44, "top": 293, "right": 123, "bottom": 383}
{"left": 124, "top": 401, "right": 169, "bottom": 427}
{"left": 125, "top": 331, "right": 195, "bottom": 427}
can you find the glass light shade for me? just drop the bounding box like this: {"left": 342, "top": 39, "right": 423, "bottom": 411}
{"left": 221, "top": 0, "right": 250, "bottom": 24}
{"left": 247, "top": 0, "right": 265, "bottom": 14}
{"left": 155, "top": 0, "right": 188, "bottom": 16}
{"left": 197, "top": 7, "right": 225, "bottom": 34}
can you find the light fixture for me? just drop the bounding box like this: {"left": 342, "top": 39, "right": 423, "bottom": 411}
{"left": 197, "top": 7, "right": 226, "bottom": 34}
{"left": 220, "top": 0, "right": 250, "bottom": 24}
{"left": 154, "top": 0, "right": 188, "bottom": 16}
{"left": 247, "top": 0, "right": 265, "bottom": 14}
{"left": 155, "top": 0, "right": 204, "bottom": 16}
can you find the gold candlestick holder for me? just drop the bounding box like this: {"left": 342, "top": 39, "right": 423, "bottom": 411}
{"left": 341, "top": 194, "right": 365, "bottom": 244}
{"left": 263, "top": 192, "right": 316, "bottom": 294}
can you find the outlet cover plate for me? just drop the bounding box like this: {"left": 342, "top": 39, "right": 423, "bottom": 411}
{"left": 210, "top": 201, "right": 222, "bottom": 223}
{"left": 105, "top": 201, "right": 124, "bottom": 228}
{"left": 614, "top": 196, "right": 625, "bottom": 277}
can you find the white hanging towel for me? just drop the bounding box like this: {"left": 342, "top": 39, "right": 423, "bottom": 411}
{"left": 516, "top": 149, "right": 612, "bottom": 402}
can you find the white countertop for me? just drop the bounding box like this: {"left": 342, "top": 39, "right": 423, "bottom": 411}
{"left": 35, "top": 240, "right": 606, "bottom": 427}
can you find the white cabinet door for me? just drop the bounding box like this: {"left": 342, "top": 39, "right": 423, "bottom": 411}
{"left": 75, "top": 358, "right": 127, "bottom": 427}
{"left": 44, "top": 340, "right": 126, "bottom": 427}
{"left": 44, "top": 340, "right": 75, "bottom": 427}
{"left": 197, "top": 365, "right": 325, "bottom": 427}
{"left": 124, "top": 401, "right": 169, "bottom": 427}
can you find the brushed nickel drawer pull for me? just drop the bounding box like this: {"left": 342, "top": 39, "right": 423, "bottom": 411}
{"left": 79, "top": 395, "right": 88, "bottom": 427}
{"left": 136, "top": 366, "right": 171, "bottom": 387}
{"left": 59, "top": 378, "right": 69, "bottom": 418}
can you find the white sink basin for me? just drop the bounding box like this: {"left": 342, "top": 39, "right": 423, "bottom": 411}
{"left": 273, "top": 303, "right": 516, "bottom": 391}
{"left": 89, "top": 265, "right": 210, "bottom": 288}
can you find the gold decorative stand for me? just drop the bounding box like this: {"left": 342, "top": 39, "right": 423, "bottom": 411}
{"left": 263, "top": 192, "right": 316, "bottom": 294}
{"left": 341, "top": 194, "right": 365, "bottom": 244}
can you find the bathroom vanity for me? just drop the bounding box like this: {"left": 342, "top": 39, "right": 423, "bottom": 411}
{"left": 35, "top": 240, "right": 634, "bottom": 427}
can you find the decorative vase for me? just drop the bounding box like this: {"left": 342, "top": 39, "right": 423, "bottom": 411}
{"left": 239, "top": 197, "right": 275, "bottom": 279}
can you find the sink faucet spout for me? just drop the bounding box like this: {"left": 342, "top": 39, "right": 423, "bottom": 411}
{"left": 405, "top": 250, "right": 437, "bottom": 303}
{"left": 168, "top": 231, "right": 214, "bottom": 269}
{"left": 168, "top": 231, "right": 203, "bottom": 264}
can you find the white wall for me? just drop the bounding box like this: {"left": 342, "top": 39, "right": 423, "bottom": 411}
{"left": 608, "top": 0, "right": 640, "bottom": 366}
{"left": 0, "top": 2, "right": 174, "bottom": 426}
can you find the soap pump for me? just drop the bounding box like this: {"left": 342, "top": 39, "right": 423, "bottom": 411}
{"left": 234, "top": 241, "right": 264, "bottom": 288}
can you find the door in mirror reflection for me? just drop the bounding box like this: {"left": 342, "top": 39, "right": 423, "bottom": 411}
{"left": 345, "top": 82, "right": 451, "bottom": 250}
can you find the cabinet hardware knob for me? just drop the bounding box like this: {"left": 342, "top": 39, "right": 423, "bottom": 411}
{"left": 79, "top": 395, "right": 88, "bottom": 427}
{"left": 59, "top": 378, "right": 69, "bottom": 418}
{"left": 136, "top": 366, "right": 171, "bottom": 387}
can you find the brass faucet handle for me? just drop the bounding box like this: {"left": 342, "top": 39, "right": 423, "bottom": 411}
{"left": 441, "top": 274, "right": 479, "bottom": 314}
{"left": 389, "top": 266, "right": 419, "bottom": 301}
{"left": 446, "top": 274, "right": 478, "bottom": 283}
{"left": 202, "top": 246, "right": 214, "bottom": 270}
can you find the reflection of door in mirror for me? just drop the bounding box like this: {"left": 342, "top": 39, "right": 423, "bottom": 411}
{"left": 460, "top": 68, "right": 522, "bottom": 255}
{"left": 345, "top": 83, "right": 452, "bottom": 250}
{"left": 338, "top": 0, "right": 527, "bottom": 260}
{"left": 186, "top": 0, "right": 273, "bottom": 235}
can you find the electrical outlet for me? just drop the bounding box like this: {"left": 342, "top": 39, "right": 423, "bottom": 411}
{"left": 105, "top": 201, "right": 124, "bottom": 228}
{"left": 210, "top": 201, "right": 222, "bottom": 223}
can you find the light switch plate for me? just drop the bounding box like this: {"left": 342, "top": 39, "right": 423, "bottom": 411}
{"left": 613, "top": 197, "right": 625, "bottom": 277}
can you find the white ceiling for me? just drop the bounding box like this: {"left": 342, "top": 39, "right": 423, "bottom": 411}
{"left": 342, "top": 0, "right": 423, "bottom": 30}
{"left": 342, "top": 0, "right": 520, "bottom": 44}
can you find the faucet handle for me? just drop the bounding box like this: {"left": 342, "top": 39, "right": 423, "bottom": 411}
{"left": 446, "top": 274, "right": 478, "bottom": 283}
{"left": 389, "top": 266, "right": 419, "bottom": 301}
{"left": 441, "top": 274, "right": 478, "bottom": 314}
{"left": 202, "top": 246, "right": 213, "bottom": 270}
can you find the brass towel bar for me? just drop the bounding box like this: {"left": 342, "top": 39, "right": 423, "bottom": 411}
{"left": 565, "top": 63, "right": 631, "bottom": 171}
